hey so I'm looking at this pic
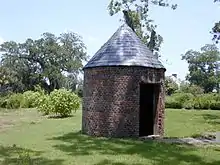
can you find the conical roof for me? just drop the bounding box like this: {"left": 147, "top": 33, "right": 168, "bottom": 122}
{"left": 83, "top": 24, "right": 165, "bottom": 70}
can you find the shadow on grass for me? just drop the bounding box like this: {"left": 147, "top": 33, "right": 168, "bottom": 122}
{"left": 202, "top": 114, "right": 220, "bottom": 125}
{"left": 0, "top": 145, "right": 64, "bottom": 165}
{"left": 49, "top": 131, "right": 220, "bottom": 165}
{"left": 45, "top": 112, "right": 78, "bottom": 119}
{"left": 93, "top": 159, "right": 143, "bottom": 165}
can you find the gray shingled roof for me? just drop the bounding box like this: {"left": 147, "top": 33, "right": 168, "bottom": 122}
{"left": 83, "top": 23, "right": 165, "bottom": 70}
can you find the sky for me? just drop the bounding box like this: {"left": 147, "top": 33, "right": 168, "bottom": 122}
{"left": 0, "top": 0, "right": 219, "bottom": 80}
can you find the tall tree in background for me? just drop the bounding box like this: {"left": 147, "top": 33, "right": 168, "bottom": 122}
{"left": 108, "top": 0, "right": 177, "bottom": 55}
{"left": 212, "top": 21, "right": 220, "bottom": 44}
{"left": 165, "top": 76, "right": 178, "bottom": 95}
{"left": 182, "top": 44, "right": 220, "bottom": 93}
{"left": 212, "top": 0, "right": 220, "bottom": 43}
{"left": 0, "top": 32, "right": 87, "bottom": 93}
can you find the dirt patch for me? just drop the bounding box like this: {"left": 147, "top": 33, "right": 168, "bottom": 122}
{"left": 139, "top": 134, "right": 220, "bottom": 147}
{"left": 0, "top": 118, "right": 15, "bottom": 132}
{"left": 0, "top": 109, "right": 43, "bottom": 132}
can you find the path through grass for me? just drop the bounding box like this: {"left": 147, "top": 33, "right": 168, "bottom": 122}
{"left": 0, "top": 108, "right": 220, "bottom": 165}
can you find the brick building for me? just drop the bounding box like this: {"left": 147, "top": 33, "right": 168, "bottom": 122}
{"left": 82, "top": 24, "right": 166, "bottom": 138}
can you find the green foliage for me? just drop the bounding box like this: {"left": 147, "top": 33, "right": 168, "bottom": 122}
{"left": 212, "top": 1, "right": 220, "bottom": 43}
{"left": 212, "top": 21, "right": 220, "bottom": 44}
{"left": 165, "top": 96, "right": 182, "bottom": 109}
{"left": 182, "top": 99, "right": 194, "bottom": 110}
{"left": 16, "top": 151, "right": 33, "bottom": 165}
{"left": 0, "top": 31, "right": 87, "bottom": 93}
{"left": 210, "top": 100, "right": 220, "bottom": 110}
{"left": 166, "top": 92, "right": 220, "bottom": 110}
{"left": 6, "top": 93, "right": 24, "bottom": 109}
{"left": 181, "top": 44, "right": 220, "bottom": 93}
{"left": 172, "top": 93, "right": 194, "bottom": 106}
{"left": 108, "top": 0, "right": 177, "bottom": 55}
{"left": 193, "top": 94, "right": 213, "bottom": 110}
{"left": 0, "top": 95, "right": 9, "bottom": 108}
{"left": 179, "top": 82, "right": 204, "bottom": 95}
{"left": 75, "top": 87, "right": 83, "bottom": 98}
{"left": 36, "top": 89, "right": 80, "bottom": 117}
{"left": 36, "top": 94, "right": 51, "bottom": 115}
{"left": 22, "top": 91, "right": 41, "bottom": 108}
{"left": 49, "top": 89, "right": 80, "bottom": 117}
{"left": 165, "top": 76, "right": 178, "bottom": 95}
{"left": 34, "top": 85, "right": 46, "bottom": 95}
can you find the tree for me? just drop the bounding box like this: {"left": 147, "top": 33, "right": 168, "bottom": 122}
{"left": 165, "top": 76, "right": 178, "bottom": 95}
{"left": 179, "top": 81, "right": 204, "bottom": 95}
{"left": 0, "top": 65, "right": 19, "bottom": 94}
{"left": 212, "top": 21, "right": 220, "bottom": 44}
{"left": 182, "top": 44, "right": 220, "bottom": 93}
{"left": 212, "top": 0, "right": 220, "bottom": 43}
{"left": 0, "top": 32, "right": 87, "bottom": 93}
{"left": 108, "top": 0, "right": 177, "bottom": 55}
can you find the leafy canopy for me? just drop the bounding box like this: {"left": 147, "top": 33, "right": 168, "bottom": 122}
{"left": 212, "top": 0, "right": 220, "bottom": 43}
{"left": 108, "top": 0, "right": 177, "bottom": 55}
{"left": 182, "top": 44, "right": 220, "bottom": 93}
{"left": 0, "top": 32, "right": 87, "bottom": 92}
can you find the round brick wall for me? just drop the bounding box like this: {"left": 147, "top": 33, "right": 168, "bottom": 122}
{"left": 82, "top": 66, "right": 165, "bottom": 138}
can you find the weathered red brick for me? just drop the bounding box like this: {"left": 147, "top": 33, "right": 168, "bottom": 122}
{"left": 82, "top": 66, "right": 165, "bottom": 138}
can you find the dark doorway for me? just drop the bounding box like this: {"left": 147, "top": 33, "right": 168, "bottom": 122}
{"left": 139, "top": 83, "right": 159, "bottom": 137}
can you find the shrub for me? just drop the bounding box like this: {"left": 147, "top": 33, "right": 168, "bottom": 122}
{"left": 197, "top": 94, "right": 212, "bottom": 109}
{"left": 22, "top": 91, "right": 41, "bottom": 108}
{"left": 179, "top": 83, "right": 204, "bottom": 96}
{"left": 0, "top": 95, "right": 10, "bottom": 108}
{"left": 183, "top": 99, "right": 194, "bottom": 109}
{"left": 49, "top": 89, "right": 80, "bottom": 117}
{"left": 171, "top": 92, "right": 194, "bottom": 108}
{"left": 36, "top": 94, "right": 51, "bottom": 115}
{"left": 165, "top": 96, "right": 182, "bottom": 109}
{"left": 210, "top": 100, "right": 220, "bottom": 110}
{"left": 36, "top": 88, "right": 80, "bottom": 117}
{"left": 165, "top": 76, "right": 178, "bottom": 95}
{"left": 6, "top": 93, "right": 24, "bottom": 109}
{"left": 166, "top": 92, "right": 220, "bottom": 110}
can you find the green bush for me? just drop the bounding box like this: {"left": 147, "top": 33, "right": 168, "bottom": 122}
{"left": 193, "top": 97, "right": 200, "bottom": 110}
{"left": 179, "top": 83, "right": 204, "bottom": 95}
{"left": 6, "top": 93, "right": 24, "bottom": 109}
{"left": 167, "top": 93, "right": 220, "bottom": 110}
{"left": 197, "top": 94, "right": 212, "bottom": 109}
{"left": 36, "top": 88, "right": 80, "bottom": 117}
{"left": 165, "top": 92, "right": 194, "bottom": 109}
{"left": 49, "top": 89, "right": 80, "bottom": 117}
{"left": 210, "top": 100, "right": 220, "bottom": 110}
{"left": 192, "top": 94, "right": 217, "bottom": 110}
{"left": 165, "top": 96, "right": 182, "bottom": 109}
{"left": 0, "top": 95, "right": 10, "bottom": 108}
{"left": 172, "top": 93, "right": 194, "bottom": 105}
{"left": 36, "top": 94, "right": 51, "bottom": 115}
{"left": 183, "top": 99, "right": 194, "bottom": 109}
{"left": 22, "top": 91, "right": 41, "bottom": 108}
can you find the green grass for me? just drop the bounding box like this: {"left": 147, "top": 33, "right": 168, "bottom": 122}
{"left": 165, "top": 109, "right": 220, "bottom": 137}
{"left": 0, "top": 108, "right": 220, "bottom": 165}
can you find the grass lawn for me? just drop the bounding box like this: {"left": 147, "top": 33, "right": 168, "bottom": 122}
{"left": 0, "top": 108, "right": 220, "bottom": 165}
